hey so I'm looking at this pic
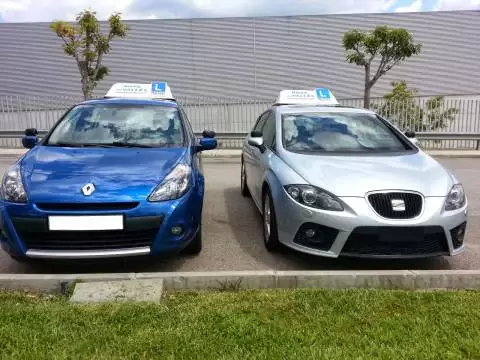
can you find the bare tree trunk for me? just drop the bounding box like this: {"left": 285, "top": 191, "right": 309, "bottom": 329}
{"left": 78, "top": 61, "right": 90, "bottom": 101}
{"left": 81, "top": 78, "right": 94, "bottom": 101}
{"left": 363, "top": 85, "right": 371, "bottom": 109}
{"left": 82, "top": 88, "right": 89, "bottom": 101}
{"left": 363, "top": 65, "right": 371, "bottom": 109}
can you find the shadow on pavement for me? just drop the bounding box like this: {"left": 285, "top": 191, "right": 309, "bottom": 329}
{"left": 2, "top": 253, "right": 192, "bottom": 275}
{"left": 223, "top": 187, "right": 452, "bottom": 271}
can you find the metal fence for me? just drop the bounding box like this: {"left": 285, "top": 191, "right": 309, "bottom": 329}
{"left": 1, "top": 94, "right": 479, "bottom": 149}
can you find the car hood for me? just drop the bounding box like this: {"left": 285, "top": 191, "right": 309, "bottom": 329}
{"left": 21, "top": 145, "right": 189, "bottom": 203}
{"left": 281, "top": 150, "right": 453, "bottom": 197}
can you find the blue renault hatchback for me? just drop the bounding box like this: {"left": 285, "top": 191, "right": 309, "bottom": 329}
{"left": 0, "top": 82, "right": 217, "bottom": 261}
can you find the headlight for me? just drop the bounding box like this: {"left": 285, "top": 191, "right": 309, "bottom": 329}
{"left": 284, "top": 184, "right": 343, "bottom": 211}
{"left": 148, "top": 163, "right": 192, "bottom": 202}
{"left": 1, "top": 164, "right": 27, "bottom": 203}
{"left": 445, "top": 184, "right": 466, "bottom": 211}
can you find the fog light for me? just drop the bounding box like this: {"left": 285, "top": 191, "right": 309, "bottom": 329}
{"left": 171, "top": 226, "right": 183, "bottom": 236}
{"left": 305, "top": 229, "right": 316, "bottom": 238}
{"left": 450, "top": 222, "right": 467, "bottom": 249}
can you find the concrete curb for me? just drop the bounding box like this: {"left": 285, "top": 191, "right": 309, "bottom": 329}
{"left": 2, "top": 270, "right": 480, "bottom": 294}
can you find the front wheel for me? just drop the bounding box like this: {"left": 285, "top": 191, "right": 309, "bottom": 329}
{"left": 9, "top": 254, "right": 32, "bottom": 263}
{"left": 263, "top": 190, "right": 282, "bottom": 251}
{"left": 241, "top": 159, "right": 250, "bottom": 197}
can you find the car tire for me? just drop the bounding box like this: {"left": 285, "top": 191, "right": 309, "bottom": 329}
{"left": 182, "top": 224, "right": 202, "bottom": 255}
{"left": 10, "top": 254, "right": 31, "bottom": 263}
{"left": 263, "top": 190, "right": 282, "bottom": 251}
{"left": 241, "top": 159, "right": 251, "bottom": 197}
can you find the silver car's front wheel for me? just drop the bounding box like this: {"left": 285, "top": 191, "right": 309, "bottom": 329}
{"left": 264, "top": 196, "right": 271, "bottom": 239}
{"left": 241, "top": 160, "right": 250, "bottom": 197}
{"left": 263, "top": 190, "right": 281, "bottom": 251}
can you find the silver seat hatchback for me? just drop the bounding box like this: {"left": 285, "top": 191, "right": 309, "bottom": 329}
{"left": 241, "top": 89, "right": 467, "bottom": 259}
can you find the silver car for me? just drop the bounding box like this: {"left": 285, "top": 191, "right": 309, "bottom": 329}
{"left": 241, "top": 90, "right": 468, "bottom": 259}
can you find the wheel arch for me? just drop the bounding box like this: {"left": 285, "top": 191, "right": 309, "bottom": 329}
{"left": 261, "top": 170, "right": 283, "bottom": 210}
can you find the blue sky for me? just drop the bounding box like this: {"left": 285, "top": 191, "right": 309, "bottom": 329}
{"left": 0, "top": 0, "right": 478, "bottom": 22}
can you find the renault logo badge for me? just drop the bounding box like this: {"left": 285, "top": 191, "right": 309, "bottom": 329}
{"left": 81, "top": 183, "right": 96, "bottom": 196}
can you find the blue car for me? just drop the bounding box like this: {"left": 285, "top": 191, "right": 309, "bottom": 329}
{"left": 0, "top": 82, "right": 217, "bottom": 261}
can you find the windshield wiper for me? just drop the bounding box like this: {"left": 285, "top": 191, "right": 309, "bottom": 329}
{"left": 47, "top": 142, "right": 155, "bottom": 148}
{"left": 108, "top": 142, "right": 155, "bottom": 148}
{"left": 46, "top": 142, "right": 91, "bottom": 148}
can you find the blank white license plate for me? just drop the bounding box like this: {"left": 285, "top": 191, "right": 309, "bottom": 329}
{"left": 48, "top": 215, "right": 124, "bottom": 231}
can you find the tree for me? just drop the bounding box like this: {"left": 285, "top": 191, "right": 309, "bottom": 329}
{"left": 343, "top": 25, "right": 422, "bottom": 108}
{"left": 374, "top": 81, "right": 458, "bottom": 131}
{"left": 50, "top": 10, "right": 129, "bottom": 100}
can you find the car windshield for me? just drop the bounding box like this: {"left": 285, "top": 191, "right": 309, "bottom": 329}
{"left": 282, "top": 111, "right": 410, "bottom": 153}
{"left": 46, "top": 104, "right": 185, "bottom": 147}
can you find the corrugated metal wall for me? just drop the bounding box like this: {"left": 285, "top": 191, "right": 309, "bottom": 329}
{"left": 0, "top": 10, "right": 479, "bottom": 99}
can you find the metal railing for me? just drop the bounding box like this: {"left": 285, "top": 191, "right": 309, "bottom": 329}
{"left": 1, "top": 94, "right": 479, "bottom": 150}
{"left": 3, "top": 130, "right": 480, "bottom": 151}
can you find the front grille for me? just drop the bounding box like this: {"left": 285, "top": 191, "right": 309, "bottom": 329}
{"left": 341, "top": 226, "right": 448, "bottom": 256}
{"left": 18, "top": 229, "right": 157, "bottom": 250}
{"left": 12, "top": 215, "right": 163, "bottom": 251}
{"left": 293, "top": 223, "right": 338, "bottom": 251}
{"left": 368, "top": 192, "right": 422, "bottom": 219}
{"left": 35, "top": 202, "right": 139, "bottom": 211}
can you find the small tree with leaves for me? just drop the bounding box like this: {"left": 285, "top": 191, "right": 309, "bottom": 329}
{"left": 50, "top": 10, "right": 129, "bottom": 100}
{"left": 375, "top": 81, "right": 458, "bottom": 131}
{"left": 343, "top": 25, "right": 422, "bottom": 108}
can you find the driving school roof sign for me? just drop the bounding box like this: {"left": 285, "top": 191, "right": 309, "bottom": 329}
{"left": 275, "top": 88, "right": 339, "bottom": 106}
{"left": 105, "top": 82, "right": 175, "bottom": 100}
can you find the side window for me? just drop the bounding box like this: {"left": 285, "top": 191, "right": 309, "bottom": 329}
{"left": 253, "top": 111, "right": 269, "bottom": 133}
{"left": 262, "top": 111, "right": 277, "bottom": 149}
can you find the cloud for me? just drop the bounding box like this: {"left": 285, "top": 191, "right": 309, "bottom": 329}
{"left": 128, "top": 0, "right": 398, "bottom": 19}
{"left": 0, "top": 0, "right": 401, "bottom": 22}
{"left": 434, "top": 0, "right": 480, "bottom": 10}
{"left": 395, "top": 0, "right": 423, "bottom": 12}
{"left": 0, "top": 0, "right": 477, "bottom": 22}
{"left": 0, "top": 0, "right": 135, "bottom": 22}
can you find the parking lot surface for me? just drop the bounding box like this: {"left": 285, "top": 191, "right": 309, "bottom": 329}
{"left": 0, "top": 155, "right": 479, "bottom": 274}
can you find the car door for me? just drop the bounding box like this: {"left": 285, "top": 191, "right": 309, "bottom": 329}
{"left": 243, "top": 110, "right": 269, "bottom": 198}
{"left": 249, "top": 110, "right": 277, "bottom": 204}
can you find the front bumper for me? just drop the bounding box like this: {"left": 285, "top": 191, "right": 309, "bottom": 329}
{"left": 273, "top": 187, "right": 468, "bottom": 259}
{"left": 0, "top": 188, "right": 203, "bottom": 260}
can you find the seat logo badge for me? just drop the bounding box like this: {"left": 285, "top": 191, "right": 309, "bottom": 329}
{"left": 391, "top": 199, "right": 406, "bottom": 212}
{"left": 81, "top": 183, "right": 95, "bottom": 196}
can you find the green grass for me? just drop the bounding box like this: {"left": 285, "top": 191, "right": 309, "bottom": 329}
{"left": 1, "top": 289, "right": 480, "bottom": 360}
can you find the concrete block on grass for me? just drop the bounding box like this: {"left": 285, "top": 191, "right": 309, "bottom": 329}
{"left": 70, "top": 279, "right": 164, "bottom": 303}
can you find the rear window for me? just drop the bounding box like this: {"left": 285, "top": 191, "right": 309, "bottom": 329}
{"left": 282, "top": 112, "right": 411, "bottom": 154}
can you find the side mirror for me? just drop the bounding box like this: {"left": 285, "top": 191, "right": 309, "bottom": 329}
{"left": 197, "top": 137, "right": 217, "bottom": 152}
{"left": 248, "top": 136, "right": 266, "bottom": 152}
{"left": 202, "top": 130, "right": 216, "bottom": 138}
{"left": 25, "top": 128, "right": 38, "bottom": 136}
{"left": 22, "top": 136, "right": 38, "bottom": 149}
{"left": 405, "top": 130, "right": 419, "bottom": 145}
{"left": 405, "top": 130, "right": 416, "bottom": 138}
{"left": 250, "top": 130, "right": 263, "bottom": 138}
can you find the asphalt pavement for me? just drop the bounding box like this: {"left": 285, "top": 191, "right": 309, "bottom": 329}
{"left": 0, "top": 155, "right": 479, "bottom": 274}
